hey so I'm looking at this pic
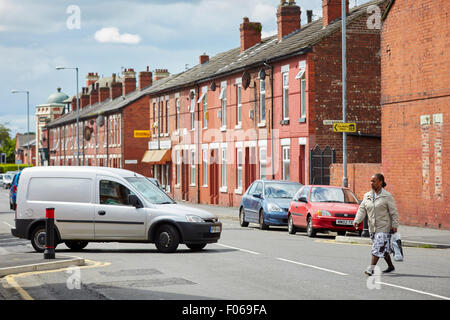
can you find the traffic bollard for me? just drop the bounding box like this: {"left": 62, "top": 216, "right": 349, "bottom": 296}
{"left": 44, "top": 207, "right": 55, "bottom": 259}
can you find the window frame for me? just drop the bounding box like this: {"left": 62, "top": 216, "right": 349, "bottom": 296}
{"left": 282, "top": 72, "right": 289, "bottom": 120}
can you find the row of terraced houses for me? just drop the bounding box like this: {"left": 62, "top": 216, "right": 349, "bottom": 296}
{"left": 35, "top": 0, "right": 449, "bottom": 229}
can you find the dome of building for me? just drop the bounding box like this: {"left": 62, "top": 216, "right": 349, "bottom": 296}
{"left": 46, "top": 88, "right": 69, "bottom": 104}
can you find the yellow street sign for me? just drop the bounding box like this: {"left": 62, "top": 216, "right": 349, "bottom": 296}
{"left": 134, "top": 130, "right": 151, "bottom": 138}
{"left": 333, "top": 122, "right": 357, "bottom": 133}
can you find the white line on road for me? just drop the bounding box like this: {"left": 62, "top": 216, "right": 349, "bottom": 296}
{"left": 276, "top": 258, "right": 349, "bottom": 276}
{"left": 377, "top": 281, "right": 450, "bottom": 300}
{"left": 214, "top": 243, "right": 260, "bottom": 255}
{"left": 2, "top": 222, "right": 13, "bottom": 228}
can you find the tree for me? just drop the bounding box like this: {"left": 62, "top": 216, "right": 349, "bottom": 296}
{"left": 0, "top": 123, "right": 16, "bottom": 163}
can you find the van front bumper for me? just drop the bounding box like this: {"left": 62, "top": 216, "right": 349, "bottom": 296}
{"left": 176, "top": 221, "right": 222, "bottom": 245}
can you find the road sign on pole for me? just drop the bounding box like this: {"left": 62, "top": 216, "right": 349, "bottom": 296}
{"left": 333, "top": 122, "right": 356, "bottom": 133}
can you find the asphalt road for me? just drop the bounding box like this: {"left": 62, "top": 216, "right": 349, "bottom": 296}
{"left": 1, "top": 188, "right": 449, "bottom": 301}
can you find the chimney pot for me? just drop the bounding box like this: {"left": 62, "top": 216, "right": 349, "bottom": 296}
{"left": 322, "top": 0, "right": 349, "bottom": 27}
{"left": 307, "top": 10, "right": 313, "bottom": 23}
{"left": 277, "top": 1, "right": 301, "bottom": 41}
{"left": 240, "top": 18, "right": 262, "bottom": 52}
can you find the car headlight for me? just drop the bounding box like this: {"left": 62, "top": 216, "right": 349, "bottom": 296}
{"left": 316, "top": 210, "right": 332, "bottom": 217}
{"left": 267, "top": 203, "right": 283, "bottom": 213}
{"left": 186, "top": 215, "right": 204, "bottom": 223}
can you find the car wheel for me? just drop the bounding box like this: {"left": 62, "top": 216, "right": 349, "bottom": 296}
{"left": 259, "top": 210, "right": 269, "bottom": 230}
{"left": 239, "top": 207, "right": 249, "bottom": 227}
{"left": 288, "top": 214, "right": 296, "bottom": 235}
{"left": 65, "top": 241, "right": 88, "bottom": 251}
{"left": 186, "top": 243, "right": 207, "bottom": 251}
{"left": 155, "top": 224, "right": 180, "bottom": 253}
{"left": 30, "top": 225, "right": 47, "bottom": 253}
{"left": 306, "top": 216, "right": 317, "bottom": 238}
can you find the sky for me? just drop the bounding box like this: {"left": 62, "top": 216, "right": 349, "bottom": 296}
{"left": 0, "top": 0, "right": 372, "bottom": 137}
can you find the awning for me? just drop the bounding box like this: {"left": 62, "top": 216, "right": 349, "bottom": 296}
{"left": 141, "top": 149, "right": 171, "bottom": 164}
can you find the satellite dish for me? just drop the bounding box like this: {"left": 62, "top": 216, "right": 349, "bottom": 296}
{"left": 96, "top": 115, "right": 104, "bottom": 127}
{"left": 258, "top": 68, "right": 266, "bottom": 79}
{"left": 189, "top": 91, "right": 195, "bottom": 100}
{"left": 84, "top": 126, "right": 93, "bottom": 141}
{"left": 210, "top": 82, "right": 217, "bottom": 91}
{"left": 242, "top": 71, "right": 250, "bottom": 90}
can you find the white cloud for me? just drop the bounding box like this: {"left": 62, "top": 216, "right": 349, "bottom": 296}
{"left": 94, "top": 27, "right": 141, "bottom": 44}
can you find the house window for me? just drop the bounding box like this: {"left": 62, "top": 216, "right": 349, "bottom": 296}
{"left": 282, "top": 146, "right": 290, "bottom": 181}
{"left": 236, "top": 84, "right": 242, "bottom": 126}
{"left": 301, "top": 78, "right": 306, "bottom": 119}
{"left": 260, "top": 79, "right": 266, "bottom": 123}
{"left": 176, "top": 98, "right": 180, "bottom": 131}
{"left": 153, "top": 102, "right": 157, "bottom": 135}
{"left": 202, "top": 148, "right": 208, "bottom": 186}
{"left": 165, "top": 100, "right": 169, "bottom": 134}
{"left": 176, "top": 150, "right": 180, "bottom": 186}
{"left": 236, "top": 148, "right": 243, "bottom": 189}
{"left": 219, "top": 86, "right": 226, "bottom": 128}
{"left": 259, "top": 147, "right": 267, "bottom": 180}
{"left": 190, "top": 149, "right": 196, "bottom": 186}
{"left": 282, "top": 72, "right": 289, "bottom": 120}
{"left": 202, "top": 93, "right": 207, "bottom": 129}
{"left": 190, "top": 91, "right": 195, "bottom": 130}
{"left": 221, "top": 147, "right": 227, "bottom": 188}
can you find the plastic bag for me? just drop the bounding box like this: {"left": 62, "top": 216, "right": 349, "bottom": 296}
{"left": 391, "top": 232, "right": 404, "bottom": 261}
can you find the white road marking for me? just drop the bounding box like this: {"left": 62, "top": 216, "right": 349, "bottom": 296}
{"left": 276, "top": 257, "right": 349, "bottom": 276}
{"left": 377, "top": 281, "right": 450, "bottom": 300}
{"left": 214, "top": 243, "right": 260, "bottom": 255}
{"left": 3, "top": 222, "right": 14, "bottom": 228}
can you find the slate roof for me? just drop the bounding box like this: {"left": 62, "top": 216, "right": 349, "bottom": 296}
{"left": 46, "top": 0, "right": 385, "bottom": 129}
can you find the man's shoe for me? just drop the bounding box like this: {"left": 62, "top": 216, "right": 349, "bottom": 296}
{"left": 383, "top": 266, "right": 395, "bottom": 273}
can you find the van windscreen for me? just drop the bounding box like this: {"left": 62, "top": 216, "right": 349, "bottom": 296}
{"left": 125, "top": 177, "right": 175, "bottom": 205}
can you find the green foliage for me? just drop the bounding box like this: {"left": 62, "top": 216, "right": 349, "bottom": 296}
{"left": 0, "top": 164, "right": 33, "bottom": 173}
{"left": 0, "top": 123, "right": 18, "bottom": 163}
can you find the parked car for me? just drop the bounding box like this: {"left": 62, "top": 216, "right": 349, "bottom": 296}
{"left": 239, "top": 180, "right": 303, "bottom": 229}
{"left": 9, "top": 171, "right": 21, "bottom": 210}
{"left": 12, "top": 166, "right": 221, "bottom": 253}
{"left": 288, "top": 185, "right": 363, "bottom": 237}
{"left": 2, "top": 173, "right": 14, "bottom": 189}
{"left": 0, "top": 174, "right": 5, "bottom": 188}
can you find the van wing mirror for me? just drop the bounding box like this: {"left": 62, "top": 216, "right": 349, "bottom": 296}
{"left": 128, "top": 194, "right": 143, "bottom": 208}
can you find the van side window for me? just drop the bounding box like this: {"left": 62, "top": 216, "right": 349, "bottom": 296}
{"left": 99, "top": 180, "right": 134, "bottom": 206}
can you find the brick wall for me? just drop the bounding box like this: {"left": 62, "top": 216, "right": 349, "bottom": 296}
{"left": 381, "top": 0, "right": 450, "bottom": 229}
{"left": 330, "top": 163, "right": 382, "bottom": 200}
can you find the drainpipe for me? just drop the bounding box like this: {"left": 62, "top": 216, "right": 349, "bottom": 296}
{"left": 263, "top": 61, "right": 274, "bottom": 179}
{"left": 196, "top": 83, "right": 201, "bottom": 204}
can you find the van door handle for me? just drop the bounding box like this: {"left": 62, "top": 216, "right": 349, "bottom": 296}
{"left": 98, "top": 210, "right": 106, "bottom": 216}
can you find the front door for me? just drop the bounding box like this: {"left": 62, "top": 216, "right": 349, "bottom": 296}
{"left": 94, "top": 177, "right": 146, "bottom": 240}
{"left": 209, "top": 149, "right": 219, "bottom": 204}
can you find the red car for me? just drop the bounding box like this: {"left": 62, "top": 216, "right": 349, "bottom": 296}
{"left": 288, "top": 185, "right": 363, "bottom": 237}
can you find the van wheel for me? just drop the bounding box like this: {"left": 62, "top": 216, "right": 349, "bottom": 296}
{"left": 187, "top": 243, "right": 207, "bottom": 251}
{"left": 65, "top": 241, "right": 88, "bottom": 251}
{"left": 30, "top": 225, "right": 47, "bottom": 253}
{"left": 155, "top": 224, "right": 180, "bottom": 253}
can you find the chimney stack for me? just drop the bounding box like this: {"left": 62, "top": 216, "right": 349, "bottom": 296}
{"left": 277, "top": 0, "right": 301, "bottom": 41}
{"left": 89, "top": 83, "right": 99, "bottom": 106}
{"left": 110, "top": 73, "right": 122, "bottom": 100}
{"left": 71, "top": 96, "right": 77, "bottom": 112}
{"left": 154, "top": 69, "right": 170, "bottom": 81}
{"left": 199, "top": 53, "right": 209, "bottom": 64}
{"left": 80, "top": 87, "right": 90, "bottom": 109}
{"left": 138, "top": 66, "right": 153, "bottom": 90}
{"left": 98, "top": 82, "right": 110, "bottom": 103}
{"left": 307, "top": 10, "right": 313, "bottom": 24}
{"left": 322, "top": 0, "right": 349, "bottom": 27}
{"left": 86, "top": 72, "right": 99, "bottom": 87}
{"left": 122, "top": 68, "right": 136, "bottom": 95}
{"left": 240, "top": 17, "right": 262, "bottom": 52}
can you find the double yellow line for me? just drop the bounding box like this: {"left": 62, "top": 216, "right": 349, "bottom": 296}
{"left": 2, "top": 259, "right": 111, "bottom": 300}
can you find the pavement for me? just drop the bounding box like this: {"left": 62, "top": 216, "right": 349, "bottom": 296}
{"left": 182, "top": 202, "right": 450, "bottom": 249}
{"left": 0, "top": 201, "right": 448, "bottom": 279}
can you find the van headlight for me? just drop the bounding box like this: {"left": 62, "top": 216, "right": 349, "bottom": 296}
{"left": 186, "top": 215, "right": 204, "bottom": 223}
{"left": 267, "top": 203, "right": 283, "bottom": 213}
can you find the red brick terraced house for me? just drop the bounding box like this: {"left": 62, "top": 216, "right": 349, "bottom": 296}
{"left": 381, "top": 0, "right": 450, "bottom": 229}
{"left": 141, "top": 0, "right": 390, "bottom": 206}
{"left": 44, "top": 67, "right": 174, "bottom": 177}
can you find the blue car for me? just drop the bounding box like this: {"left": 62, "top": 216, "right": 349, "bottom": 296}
{"left": 239, "top": 180, "right": 303, "bottom": 230}
{"left": 9, "top": 172, "right": 21, "bottom": 210}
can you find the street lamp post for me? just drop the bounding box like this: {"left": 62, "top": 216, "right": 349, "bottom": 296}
{"left": 11, "top": 90, "right": 30, "bottom": 166}
{"left": 56, "top": 66, "right": 80, "bottom": 165}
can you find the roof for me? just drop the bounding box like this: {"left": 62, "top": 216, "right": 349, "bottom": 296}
{"left": 16, "top": 133, "right": 36, "bottom": 148}
{"left": 46, "top": 88, "right": 69, "bottom": 104}
{"left": 46, "top": 0, "right": 386, "bottom": 128}
{"left": 22, "top": 166, "right": 144, "bottom": 178}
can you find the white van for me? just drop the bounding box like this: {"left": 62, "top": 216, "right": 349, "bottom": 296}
{"left": 12, "top": 166, "right": 222, "bottom": 253}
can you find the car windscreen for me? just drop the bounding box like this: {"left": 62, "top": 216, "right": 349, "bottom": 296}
{"left": 264, "top": 182, "right": 302, "bottom": 199}
{"left": 4, "top": 175, "right": 12, "bottom": 180}
{"left": 125, "top": 177, "right": 175, "bottom": 205}
{"left": 310, "top": 187, "right": 359, "bottom": 204}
